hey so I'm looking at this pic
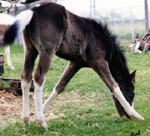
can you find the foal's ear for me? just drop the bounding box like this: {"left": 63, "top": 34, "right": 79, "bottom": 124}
{"left": 130, "top": 70, "right": 136, "bottom": 83}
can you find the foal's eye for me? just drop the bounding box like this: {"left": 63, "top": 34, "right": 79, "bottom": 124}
{"left": 129, "top": 85, "right": 134, "bottom": 94}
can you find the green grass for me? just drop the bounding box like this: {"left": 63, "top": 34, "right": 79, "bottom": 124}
{"left": 0, "top": 44, "right": 150, "bottom": 135}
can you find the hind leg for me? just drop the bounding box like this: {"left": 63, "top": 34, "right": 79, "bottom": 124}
{"left": 4, "top": 46, "right": 15, "bottom": 70}
{"left": 33, "top": 52, "right": 55, "bottom": 129}
{"left": 21, "top": 48, "right": 38, "bottom": 126}
{"left": 90, "top": 59, "right": 144, "bottom": 120}
{"left": 43, "top": 61, "right": 81, "bottom": 113}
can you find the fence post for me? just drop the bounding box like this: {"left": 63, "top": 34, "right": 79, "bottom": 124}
{"left": 144, "top": 0, "right": 149, "bottom": 32}
{"left": 130, "top": 7, "right": 134, "bottom": 40}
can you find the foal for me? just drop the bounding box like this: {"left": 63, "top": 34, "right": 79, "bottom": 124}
{"left": 3, "top": 2, "right": 144, "bottom": 128}
{"left": 0, "top": 13, "right": 15, "bottom": 69}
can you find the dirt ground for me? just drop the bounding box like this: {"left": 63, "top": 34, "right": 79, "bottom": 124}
{"left": 0, "top": 90, "right": 22, "bottom": 126}
{"left": 0, "top": 90, "right": 66, "bottom": 127}
{"left": 0, "top": 90, "right": 102, "bottom": 128}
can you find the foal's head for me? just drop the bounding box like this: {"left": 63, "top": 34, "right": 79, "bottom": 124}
{"left": 118, "top": 70, "right": 136, "bottom": 104}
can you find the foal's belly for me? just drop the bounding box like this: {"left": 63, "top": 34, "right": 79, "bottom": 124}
{"left": 56, "top": 42, "right": 85, "bottom": 63}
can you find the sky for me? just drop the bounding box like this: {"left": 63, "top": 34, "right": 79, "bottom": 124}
{"left": 59, "top": 0, "right": 147, "bottom": 19}
{"left": 60, "top": 0, "right": 144, "bottom": 13}
{"left": 0, "top": 0, "right": 148, "bottom": 19}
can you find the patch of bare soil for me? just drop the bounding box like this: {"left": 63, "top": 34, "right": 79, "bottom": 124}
{"left": 0, "top": 90, "right": 22, "bottom": 126}
{"left": 0, "top": 90, "right": 104, "bottom": 127}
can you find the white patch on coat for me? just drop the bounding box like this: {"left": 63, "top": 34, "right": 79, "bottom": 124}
{"left": 16, "top": 9, "right": 34, "bottom": 34}
{"left": 113, "top": 86, "right": 144, "bottom": 120}
{"left": 34, "top": 79, "right": 47, "bottom": 128}
{"left": 21, "top": 80, "right": 31, "bottom": 119}
{"left": 43, "top": 88, "right": 58, "bottom": 113}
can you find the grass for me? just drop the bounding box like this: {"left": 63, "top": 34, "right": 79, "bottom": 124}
{"left": 0, "top": 44, "right": 150, "bottom": 135}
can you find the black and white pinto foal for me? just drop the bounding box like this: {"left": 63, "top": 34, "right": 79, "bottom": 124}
{"left": 0, "top": 13, "right": 15, "bottom": 70}
{"left": 3, "top": 3, "right": 144, "bottom": 129}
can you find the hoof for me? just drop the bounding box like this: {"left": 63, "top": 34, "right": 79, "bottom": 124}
{"left": 36, "top": 120, "right": 48, "bottom": 129}
{"left": 131, "top": 114, "right": 144, "bottom": 120}
{"left": 129, "top": 111, "right": 144, "bottom": 120}
{"left": 8, "top": 65, "right": 15, "bottom": 70}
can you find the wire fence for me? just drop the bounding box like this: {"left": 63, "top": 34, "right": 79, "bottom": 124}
{"left": 84, "top": 5, "right": 147, "bottom": 41}
{"left": 0, "top": 1, "right": 149, "bottom": 41}
{"left": 105, "top": 6, "right": 146, "bottom": 41}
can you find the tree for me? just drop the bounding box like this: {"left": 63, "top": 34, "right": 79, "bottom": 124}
{"left": 144, "top": 0, "right": 149, "bottom": 32}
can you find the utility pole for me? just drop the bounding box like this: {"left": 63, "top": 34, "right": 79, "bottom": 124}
{"left": 90, "top": 0, "right": 96, "bottom": 18}
{"left": 130, "top": 7, "right": 134, "bottom": 40}
{"left": 144, "top": 0, "right": 149, "bottom": 32}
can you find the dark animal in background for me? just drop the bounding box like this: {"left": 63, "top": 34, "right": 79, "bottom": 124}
{"left": 139, "top": 33, "right": 150, "bottom": 52}
{"left": 3, "top": 2, "right": 144, "bottom": 129}
{"left": 129, "top": 33, "right": 150, "bottom": 53}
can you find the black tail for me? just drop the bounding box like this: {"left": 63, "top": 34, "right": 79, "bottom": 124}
{"left": 3, "top": 21, "right": 19, "bottom": 46}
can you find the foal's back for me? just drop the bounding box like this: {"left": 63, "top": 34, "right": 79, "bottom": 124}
{"left": 26, "top": 3, "right": 107, "bottom": 64}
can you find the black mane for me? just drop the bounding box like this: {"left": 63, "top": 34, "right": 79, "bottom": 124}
{"left": 87, "top": 19, "right": 130, "bottom": 82}
{"left": 73, "top": 14, "right": 131, "bottom": 82}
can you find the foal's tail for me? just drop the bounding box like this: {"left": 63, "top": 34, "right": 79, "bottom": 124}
{"left": 3, "top": 10, "right": 34, "bottom": 46}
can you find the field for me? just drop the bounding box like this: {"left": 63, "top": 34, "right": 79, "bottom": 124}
{"left": 0, "top": 42, "right": 150, "bottom": 136}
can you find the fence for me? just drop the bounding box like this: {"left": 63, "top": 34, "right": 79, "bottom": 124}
{"left": 1, "top": 1, "right": 149, "bottom": 41}
{"left": 86, "top": 5, "right": 148, "bottom": 41}
{"left": 106, "top": 6, "right": 146, "bottom": 41}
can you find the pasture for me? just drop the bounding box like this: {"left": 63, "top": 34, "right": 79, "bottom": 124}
{"left": 0, "top": 43, "right": 150, "bottom": 136}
